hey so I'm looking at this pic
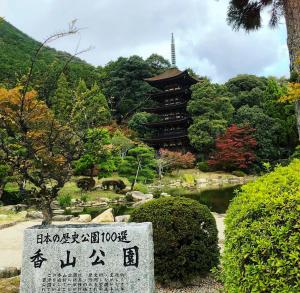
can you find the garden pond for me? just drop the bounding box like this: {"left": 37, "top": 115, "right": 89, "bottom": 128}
{"left": 183, "top": 184, "right": 242, "bottom": 213}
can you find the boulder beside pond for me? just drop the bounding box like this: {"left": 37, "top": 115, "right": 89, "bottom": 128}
{"left": 74, "top": 214, "right": 92, "bottom": 223}
{"left": 115, "top": 215, "right": 130, "bottom": 222}
{"left": 91, "top": 208, "right": 114, "bottom": 223}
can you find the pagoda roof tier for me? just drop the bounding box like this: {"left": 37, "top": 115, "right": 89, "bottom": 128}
{"left": 145, "top": 68, "right": 198, "bottom": 89}
{"left": 145, "top": 117, "right": 189, "bottom": 127}
{"left": 144, "top": 133, "right": 188, "bottom": 144}
{"left": 143, "top": 101, "right": 188, "bottom": 113}
{"left": 149, "top": 88, "right": 191, "bottom": 99}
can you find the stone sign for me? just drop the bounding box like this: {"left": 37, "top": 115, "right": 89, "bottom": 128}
{"left": 20, "top": 223, "right": 154, "bottom": 293}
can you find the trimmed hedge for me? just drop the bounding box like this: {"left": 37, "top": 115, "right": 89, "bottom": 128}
{"left": 130, "top": 197, "right": 219, "bottom": 285}
{"left": 222, "top": 159, "right": 300, "bottom": 293}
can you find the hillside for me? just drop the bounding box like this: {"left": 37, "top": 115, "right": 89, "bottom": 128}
{"left": 0, "top": 20, "right": 98, "bottom": 90}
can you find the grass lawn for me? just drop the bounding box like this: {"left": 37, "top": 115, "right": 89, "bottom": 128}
{"left": 0, "top": 209, "right": 27, "bottom": 225}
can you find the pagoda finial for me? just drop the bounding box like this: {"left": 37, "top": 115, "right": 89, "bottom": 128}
{"left": 171, "top": 33, "right": 176, "bottom": 68}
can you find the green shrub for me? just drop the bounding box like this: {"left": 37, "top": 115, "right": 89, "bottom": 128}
{"left": 231, "top": 170, "right": 246, "bottom": 177}
{"left": 222, "top": 159, "right": 300, "bottom": 293}
{"left": 57, "top": 194, "right": 72, "bottom": 208}
{"left": 197, "top": 161, "right": 211, "bottom": 172}
{"left": 80, "top": 194, "right": 89, "bottom": 203}
{"left": 182, "top": 174, "right": 195, "bottom": 184}
{"left": 134, "top": 183, "right": 148, "bottom": 193}
{"left": 130, "top": 197, "right": 219, "bottom": 285}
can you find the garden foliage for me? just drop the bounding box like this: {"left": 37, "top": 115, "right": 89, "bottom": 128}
{"left": 222, "top": 160, "right": 300, "bottom": 292}
{"left": 208, "top": 124, "right": 256, "bottom": 171}
{"left": 131, "top": 197, "right": 219, "bottom": 285}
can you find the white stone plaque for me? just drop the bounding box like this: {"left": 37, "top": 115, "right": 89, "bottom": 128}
{"left": 20, "top": 223, "right": 154, "bottom": 293}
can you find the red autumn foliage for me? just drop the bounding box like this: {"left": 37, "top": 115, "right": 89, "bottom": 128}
{"left": 207, "top": 124, "right": 256, "bottom": 170}
{"left": 159, "top": 149, "right": 196, "bottom": 170}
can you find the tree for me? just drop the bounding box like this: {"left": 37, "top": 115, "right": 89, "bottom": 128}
{"left": 188, "top": 79, "right": 234, "bottom": 156}
{"left": 71, "top": 80, "right": 111, "bottom": 134}
{"left": 226, "top": 0, "right": 300, "bottom": 139}
{"left": 73, "top": 128, "right": 116, "bottom": 178}
{"left": 225, "top": 75, "right": 268, "bottom": 109}
{"left": 128, "top": 111, "right": 158, "bottom": 139}
{"left": 159, "top": 149, "right": 196, "bottom": 172}
{"left": 208, "top": 124, "right": 257, "bottom": 171}
{"left": 0, "top": 164, "right": 11, "bottom": 200}
{"left": 233, "top": 105, "right": 285, "bottom": 161}
{"left": 119, "top": 146, "right": 156, "bottom": 190}
{"left": 100, "top": 56, "right": 153, "bottom": 122}
{"left": 146, "top": 54, "right": 171, "bottom": 75}
{"left": 111, "top": 130, "right": 134, "bottom": 159}
{"left": 0, "top": 87, "right": 79, "bottom": 224}
{"left": 50, "top": 73, "right": 73, "bottom": 123}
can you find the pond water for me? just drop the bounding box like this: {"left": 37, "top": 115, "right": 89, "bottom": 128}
{"left": 183, "top": 185, "right": 242, "bottom": 214}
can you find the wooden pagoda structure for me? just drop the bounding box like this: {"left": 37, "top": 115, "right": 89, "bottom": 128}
{"left": 143, "top": 68, "right": 198, "bottom": 151}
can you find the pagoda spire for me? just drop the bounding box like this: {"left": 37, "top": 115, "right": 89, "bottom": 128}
{"left": 171, "top": 33, "right": 176, "bottom": 68}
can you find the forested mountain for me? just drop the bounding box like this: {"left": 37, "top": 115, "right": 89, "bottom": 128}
{"left": 0, "top": 20, "right": 98, "bottom": 91}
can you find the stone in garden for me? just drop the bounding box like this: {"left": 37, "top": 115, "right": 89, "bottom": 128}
{"left": 74, "top": 214, "right": 91, "bottom": 223}
{"left": 20, "top": 222, "right": 154, "bottom": 293}
{"left": 115, "top": 215, "right": 131, "bottom": 223}
{"left": 128, "top": 191, "right": 153, "bottom": 202}
{"left": 0, "top": 214, "right": 8, "bottom": 219}
{"left": 161, "top": 192, "right": 170, "bottom": 197}
{"left": 91, "top": 208, "right": 114, "bottom": 223}
{"left": 52, "top": 209, "right": 65, "bottom": 215}
{"left": 52, "top": 215, "right": 73, "bottom": 221}
{"left": 26, "top": 211, "right": 43, "bottom": 219}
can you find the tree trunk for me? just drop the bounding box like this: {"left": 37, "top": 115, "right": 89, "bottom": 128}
{"left": 131, "top": 160, "right": 141, "bottom": 191}
{"left": 42, "top": 204, "right": 53, "bottom": 225}
{"left": 284, "top": 0, "right": 300, "bottom": 140}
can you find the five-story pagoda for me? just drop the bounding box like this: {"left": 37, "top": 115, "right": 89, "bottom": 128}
{"left": 143, "top": 34, "right": 198, "bottom": 151}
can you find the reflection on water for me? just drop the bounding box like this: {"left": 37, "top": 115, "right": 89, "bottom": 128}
{"left": 183, "top": 185, "right": 242, "bottom": 214}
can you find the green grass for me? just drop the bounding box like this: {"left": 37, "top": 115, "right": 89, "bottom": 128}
{"left": 0, "top": 209, "right": 27, "bottom": 224}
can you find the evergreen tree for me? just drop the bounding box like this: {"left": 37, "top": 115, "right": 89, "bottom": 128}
{"left": 71, "top": 80, "right": 111, "bottom": 134}
{"left": 50, "top": 73, "right": 73, "bottom": 122}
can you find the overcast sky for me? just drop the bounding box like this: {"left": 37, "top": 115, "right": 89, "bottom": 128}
{"left": 1, "top": 0, "right": 290, "bottom": 82}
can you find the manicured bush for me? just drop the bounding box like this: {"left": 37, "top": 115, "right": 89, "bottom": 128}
{"left": 76, "top": 177, "right": 95, "bottom": 191}
{"left": 197, "top": 161, "right": 211, "bottom": 172}
{"left": 222, "top": 159, "right": 300, "bottom": 293}
{"left": 130, "top": 197, "right": 219, "bottom": 285}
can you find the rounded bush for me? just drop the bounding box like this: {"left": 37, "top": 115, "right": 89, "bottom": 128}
{"left": 76, "top": 177, "right": 95, "bottom": 191}
{"left": 197, "top": 161, "right": 211, "bottom": 172}
{"left": 130, "top": 197, "right": 219, "bottom": 285}
{"left": 222, "top": 159, "right": 300, "bottom": 293}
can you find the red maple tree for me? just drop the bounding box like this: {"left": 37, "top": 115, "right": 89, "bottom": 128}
{"left": 207, "top": 124, "right": 256, "bottom": 171}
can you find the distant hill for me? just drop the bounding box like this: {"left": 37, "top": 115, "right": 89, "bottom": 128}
{"left": 0, "top": 20, "right": 98, "bottom": 92}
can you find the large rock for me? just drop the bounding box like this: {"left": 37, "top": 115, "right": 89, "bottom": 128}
{"left": 115, "top": 215, "right": 131, "bottom": 223}
{"left": 26, "top": 211, "right": 43, "bottom": 219}
{"left": 50, "top": 200, "right": 60, "bottom": 209}
{"left": 74, "top": 214, "right": 92, "bottom": 223}
{"left": 52, "top": 209, "right": 65, "bottom": 215}
{"left": 127, "top": 191, "right": 153, "bottom": 202}
{"left": 52, "top": 215, "right": 73, "bottom": 221}
{"left": 91, "top": 208, "right": 114, "bottom": 223}
{"left": 0, "top": 205, "right": 17, "bottom": 212}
